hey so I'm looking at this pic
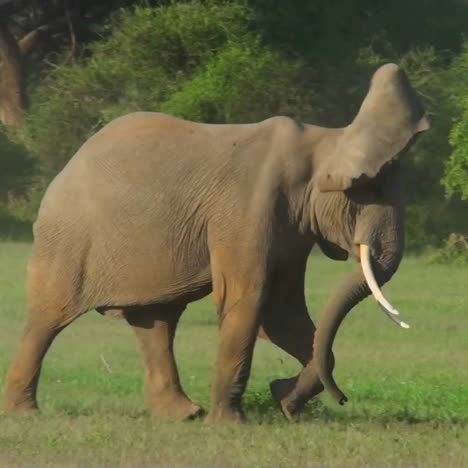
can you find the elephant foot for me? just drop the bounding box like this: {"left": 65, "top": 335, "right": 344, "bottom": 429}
{"left": 2, "top": 393, "right": 39, "bottom": 415}
{"left": 204, "top": 406, "right": 246, "bottom": 425}
{"left": 270, "top": 377, "right": 305, "bottom": 421}
{"left": 270, "top": 374, "right": 324, "bottom": 422}
{"left": 148, "top": 393, "right": 205, "bottom": 421}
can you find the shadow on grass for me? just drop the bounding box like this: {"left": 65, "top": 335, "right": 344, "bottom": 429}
{"left": 243, "top": 392, "right": 468, "bottom": 426}
{"left": 41, "top": 398, "right": 467, "bottom": 428}
{"left": 5, "top": 390, "right": 465, "bottom": 429}
{"left": 25, "top": 368, "right": 468, "bottom": 427}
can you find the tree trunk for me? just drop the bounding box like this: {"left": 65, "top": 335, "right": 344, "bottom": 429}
{"left": 65, "top": 0, "right": 79, "bottom": 62}
{"left": 0, "top": 18, "right": 25, "bottom": 128}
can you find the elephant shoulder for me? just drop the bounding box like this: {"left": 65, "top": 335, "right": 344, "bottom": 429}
{"left": 89, "top": 111, "right": 200, "bottom": 140}
{"left": 266, "top": 115, "right": 305, "bottom": 137}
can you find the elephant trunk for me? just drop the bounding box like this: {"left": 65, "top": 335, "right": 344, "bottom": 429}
{"left": 314, "top": 243, "right": 402, "bottom": 405}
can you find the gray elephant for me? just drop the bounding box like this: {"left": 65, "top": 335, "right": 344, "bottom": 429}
{"left": 2, "top": 63, "right": 429, "bottom": 423}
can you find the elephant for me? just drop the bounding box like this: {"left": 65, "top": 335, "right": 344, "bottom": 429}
{"left": 2, "top": 63, "right": 429, "bottom": 423}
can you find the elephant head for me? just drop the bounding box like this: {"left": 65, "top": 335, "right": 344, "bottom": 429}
{"left": 310, "top": 63, "right": 430, "bottom": 405}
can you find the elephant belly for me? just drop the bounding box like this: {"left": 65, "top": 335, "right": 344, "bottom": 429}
{"left": 34, "top": 173, "right": 214, "bottom": 310}
{"left": 87, "top": 241, "right": 213, "bottom": 309}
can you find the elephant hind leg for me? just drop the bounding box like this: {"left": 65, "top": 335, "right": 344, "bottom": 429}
{"left": 2, "top": 257, "right": 86, "bottom": 413}
{"left": 2, "top": 304, "right": 83, "bottom": 413}
{"left": 124, "top": 304, "right": 204, "bottom": 421}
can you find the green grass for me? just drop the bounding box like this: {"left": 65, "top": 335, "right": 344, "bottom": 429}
{"left": 0, "top": 242, "right": 467, "bottom": 466}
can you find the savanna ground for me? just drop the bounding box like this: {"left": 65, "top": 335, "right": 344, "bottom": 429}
{"left": 0, "top": 242, "right": 466, "bottom": 467}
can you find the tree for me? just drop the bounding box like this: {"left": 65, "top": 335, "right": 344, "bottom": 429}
{"left": 19, "top": 2, "right": 313, "bottom": 177}
{"left": 0, "top": 17, "right": 25, "bottom": 127}
{"left": 1, "top": 0, "right": 468, "bottom": 249}
{"left": 441, "top": 42, "right": 468, "bottom": 201}
{"left": 0, "top": 0, "right": 143, "bottom": 128}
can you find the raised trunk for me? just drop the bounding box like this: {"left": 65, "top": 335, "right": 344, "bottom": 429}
{"left": 0, "top": 18, "right": 25, "bottom": 128}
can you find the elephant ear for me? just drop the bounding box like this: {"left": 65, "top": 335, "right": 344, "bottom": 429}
{"left": 317, "top": 63, "right": 430, "bottom": 192}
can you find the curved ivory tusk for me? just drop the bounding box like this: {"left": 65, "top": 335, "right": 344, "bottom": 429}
{"left": 360, "top": 244, "right": 410, "bottom": 329}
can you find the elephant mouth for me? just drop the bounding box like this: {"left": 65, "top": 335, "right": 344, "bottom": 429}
{"left": 359, "top": 244, "right": 410, "bottom": 329}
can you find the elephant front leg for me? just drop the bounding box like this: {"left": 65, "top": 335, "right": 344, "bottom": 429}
{"left": 260, "top": 302, "right": 334, "bottom": 421}
{"left": 206, "top": 283, "right": 263, "bottom": 424}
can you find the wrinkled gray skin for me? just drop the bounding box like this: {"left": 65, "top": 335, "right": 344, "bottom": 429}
{"left": 2, "top": 63, "right": 429, "bottom": 423}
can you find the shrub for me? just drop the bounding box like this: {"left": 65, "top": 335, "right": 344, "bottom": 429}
{"left": 445, "top": 101, "right": 468, "bottom": 200}
{"left": 427, "top": 233, "right": 468, "bottom": 265}
{"left": 5, "top": 0, "right": 467, "bottom": 250}
{"left": 18, "top": 2, "right": 257, "bottom": 178}
{"left": 0, "top": 129, "right": 35, "bottom": 201}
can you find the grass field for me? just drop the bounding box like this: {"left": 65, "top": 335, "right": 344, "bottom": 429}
{"left": 0, "top": 242, "right": 466, "bottom": 466}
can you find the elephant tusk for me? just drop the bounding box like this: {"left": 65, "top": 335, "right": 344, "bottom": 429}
{"left": 360, "top": 244, "right": 410, "bottom": 329}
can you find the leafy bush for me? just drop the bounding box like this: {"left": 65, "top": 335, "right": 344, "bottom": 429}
{"left": 1, "top": 0, "right": 466, "bottom": 247}
{"left": 0, "top": 129, "right": 36, "bottom": 237}
{"left": 0, "top": 129, "right": 35, "bottom": 201}
{"left": 18, "top": 2, "right": 259, "bottom": 178}
{"left": 445, "top": 101, "right": 468, "bottom": 200}
{"left": 427, "top": 233, "right": 468, "bottom": 265}
{"left": 162, "top": 38, "right": 311, "bottom": 123}
{"left": 438, "top": 42, "right": 468, "bottom": 201}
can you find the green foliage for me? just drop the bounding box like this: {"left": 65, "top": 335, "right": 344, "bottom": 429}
{"left": 161, "top": 39, "right": 310, "bottom": 122}
{"left": 19, "top": 2, "right": 256, "bottom": 177}
{"left": 0, "top": 130, "right": 35, "bottom": 201}
{"left": 0, "top": 0, "right": 467, "bottom": 248}
{"left": 445, "top": 100, "right": 468, "bottom": 200}
{"left": 427, "top": 234, "right": 468, "bottom": 265}
{"left": 0, "top": 129, "right": 37, "bottom": 235}
{"left": 439, "top": 43, "right": 468, "bottom": 201}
